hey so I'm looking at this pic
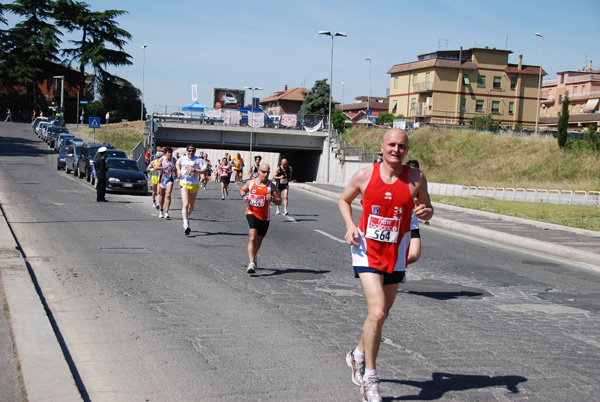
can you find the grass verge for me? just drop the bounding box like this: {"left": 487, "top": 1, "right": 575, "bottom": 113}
{"left": 431, "top": 195, "right": 600, "bottom": 232}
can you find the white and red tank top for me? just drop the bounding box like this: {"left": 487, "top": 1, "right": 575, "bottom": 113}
{"left": 245, "top": 179, "right": 272, "bottom": 221}
{"left": 351, "top": 163, "right": 414, "bottom": 273}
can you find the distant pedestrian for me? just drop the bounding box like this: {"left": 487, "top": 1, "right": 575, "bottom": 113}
{"left": 105, "top": 111, "right": 110, "bottom": 124}
{"left": 5, "top": 108, "right": 12, "bottom": 122}
{"left": 154, "top": 146, "right": 176, "bottom": 219}
{"left": 94, "top": 147, "right": 109, "bottom": 202}
{"left": 374, "top": 152, "right": 383, "bottom": 164}
{"left": 32, "top": 109, "right": 36, "bottom": 122}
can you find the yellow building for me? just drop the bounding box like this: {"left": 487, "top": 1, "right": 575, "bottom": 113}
{"left": 387, "top": 47, "right": 545, "bottom": 128}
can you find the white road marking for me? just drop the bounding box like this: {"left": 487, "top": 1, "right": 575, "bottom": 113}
{"left": 314, "top": 229, "right": 346, "bottom": 244}
{"left": 285, "top": 215, "right": 298, "bottom": 223}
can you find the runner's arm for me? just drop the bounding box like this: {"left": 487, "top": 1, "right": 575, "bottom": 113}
{"left": 271, "top": 184, "right": 282, "bottom": 206}
{"left": 412, "top": 170, "right": 434, "bottom": 221}
{"left": 339, "top": 170, "right": 366, "bottom": 247}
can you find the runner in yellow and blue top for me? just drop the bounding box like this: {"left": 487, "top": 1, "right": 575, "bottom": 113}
{"left": 176, "top": 145, "right": 208, "bottom": 235}
{"left": 146, "top": 151, "right": 163, "bottom": 210}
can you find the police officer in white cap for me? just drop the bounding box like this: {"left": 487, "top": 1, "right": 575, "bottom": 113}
{"left": 94, "top": 146, "right": 108, "bottom": 202}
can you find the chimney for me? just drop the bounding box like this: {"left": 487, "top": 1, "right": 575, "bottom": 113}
{"left": 590, "top": 61, "right": 593, "bottom": 71}
{"left": 518, "top": 55, "right": 523, "bottom": 70}
{"left": 285, "top": 84, "right": 288, "bottom": 90}
{"left": 459, "top": 47, "right": 463, "bottom": 64}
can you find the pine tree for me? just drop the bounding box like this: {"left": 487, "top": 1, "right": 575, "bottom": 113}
{"left": 557, "top": 94, "right": 570, "bottom": 148}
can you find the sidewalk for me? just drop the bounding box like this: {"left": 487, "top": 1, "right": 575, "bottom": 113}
{"left": 0, "top": 206, "right": 82, "bottom": 402}
{"left": 294, "top": 182, "right": 600, "bottom": 270}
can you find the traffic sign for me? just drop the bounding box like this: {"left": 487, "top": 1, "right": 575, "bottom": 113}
{"left": 89, "top": 117, "right": 101, "bottom": 129}
{"left": 366, "top": 109, "right": 372, "bottom": 116}
{"left": 80, "top": 101, "right": 88, "bottom": 104}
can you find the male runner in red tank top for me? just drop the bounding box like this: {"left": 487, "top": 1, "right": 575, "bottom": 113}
{"left": 339, "top": 129, "right": 434, "bottom": 402}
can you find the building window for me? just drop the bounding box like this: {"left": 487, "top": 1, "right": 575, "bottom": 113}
{"left": 410, "top": 98, "right": 416, "bottom": 109}
{"left": 476, "top": 100, "right": 484, "bottom": 112}
{"left": 493, "top": 76, "right": 502, "bottom": 89}
{"left": 461, "top": 98, "right": 466, "bottom": 111}
{"left": 477, "top": 75, "right": 486, "bottom": 88}
{"left": 412, "top": 74, "right": 418, "bottom": 86}
{"left": 560, "top": 74, "right": 565, "bottom": 84}
{"left": 559, "top": 94, "right": 563, "bottom": 104}
{"left": 510, "top": 77, "right": 517, "bottom": 90}
{"left": 391, "top": 100, "right": 397, "bottom": 113}
{"left": 492, "top": 100, "right": 500, "bottom": 113}
{"left": 463, "top": 74, "right": 470, "bottom": 85}
{"left": 425, "top": 72, "right": 431, "bottom": 90}
{"left": 394, "top": 77, "right": 398, "bottom": 89}
{"left": 509, "top": 102, "right": 514, "bottom": 114}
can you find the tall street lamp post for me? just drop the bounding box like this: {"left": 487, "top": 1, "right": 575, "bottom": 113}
{"left": 141, "top": 44, "right": 147, "bottom": 121}
{"left": 535, "top": 33, "right": 544, "bottom": 136}
{"left": 318, "top": 30, "right": 346, "bottom": 183}
{"left": 52, "top": 75, "right": 64, "bottom": 115}
{"left": 341, "top": 81, "right": 345, "bottom": 110}
{"left": 365, "top": 58, "right": 371, "bottom": 125}
{"left": 243, "top": 86, "right": 262, "bottom": 163}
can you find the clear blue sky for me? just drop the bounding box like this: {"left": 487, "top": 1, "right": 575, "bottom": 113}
{"left": 5, "top": 0, "right": 600, "bottom": 113}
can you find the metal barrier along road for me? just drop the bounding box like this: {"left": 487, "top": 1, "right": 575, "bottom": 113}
{"left": 429, "top": 183, "right": 600, "bottom": 207}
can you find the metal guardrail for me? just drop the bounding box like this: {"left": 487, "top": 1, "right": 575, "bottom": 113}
{"left": 429, "top": 183, "right": 600, "bottom": 207}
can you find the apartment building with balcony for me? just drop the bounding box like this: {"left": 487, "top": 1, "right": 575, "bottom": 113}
{"left": 539, "top": 62, "right": 600, "bottom": 129}
{"left": 387, "top": 47, "right": 544, "bottom": 128}
{"left": 339, "top": 95, "right": 389, "bottom": 125}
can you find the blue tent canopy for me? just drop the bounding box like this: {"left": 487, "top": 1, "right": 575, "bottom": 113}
{"left": 182, "top": 101, "right": 208, "bottom": 111}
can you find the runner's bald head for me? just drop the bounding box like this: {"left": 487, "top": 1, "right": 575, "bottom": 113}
{"left": 381, "top": 129, "right": 409, "bottom": 147}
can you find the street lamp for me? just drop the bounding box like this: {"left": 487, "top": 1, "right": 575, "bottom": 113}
{"left": 365, "top": 58, "right": 372, "bottom": 126}
{"left": 318, "top": 30, "right": 347, "bottom": 182}
{"left": 243, "top": 86, "right": 262, "bottom": 163}
{"left": 534, "top": 33, "right": 544, "bottom": 135}
{"left": 141, "top": 44, "right": 147, "bottom": 121}
{"left": 341, "top": 81, "right": 345, "bottom": 110}
{"left": 52, "top": 75, "right": 64, "bottom": 116}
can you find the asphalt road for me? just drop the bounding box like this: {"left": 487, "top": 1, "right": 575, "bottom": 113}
{"left": 1, "top": 122, "right": 599, "bottom": 401}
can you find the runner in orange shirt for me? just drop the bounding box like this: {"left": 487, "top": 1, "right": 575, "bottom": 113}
{"left": 239, "top": 163, "right": 281, "bottom": 274}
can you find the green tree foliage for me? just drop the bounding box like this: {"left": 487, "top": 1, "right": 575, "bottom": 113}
{"left": 2, "top": 0, "right": 62, "bottom": 87}
{"left": 468, "top": 114, "right": 501, "bottom": 131}
{"left": 299, "top": 79, "right": 330, "bottom": 117}
{"left": 376, "top": 111, "right": 403, "bottom": 126}
{"left": 331, "top": 107, "right": 346, "bottom": 133}
{"left": 54, "top": 0, "right": 132, "bottom": 96}
{"left": 85, "top": 77, "right": 142, "bottom": 123}
{"left": 557, "top": 94, "right": 570, "bottom": 148}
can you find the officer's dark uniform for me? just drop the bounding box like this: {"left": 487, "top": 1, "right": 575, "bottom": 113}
{"left": 94, "top": 149, "right": 108, "bottom": 202}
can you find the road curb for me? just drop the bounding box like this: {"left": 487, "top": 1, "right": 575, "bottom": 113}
{"left": 0, "top": 206, "right": 82, "bottom": 402}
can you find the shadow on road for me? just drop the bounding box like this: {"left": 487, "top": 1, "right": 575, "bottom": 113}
{"left": 382, "top": 372, "right": 528, "bottom": 400}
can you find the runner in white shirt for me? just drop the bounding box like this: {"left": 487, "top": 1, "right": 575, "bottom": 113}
{"left": 176, "top": 144, "right": 208, "bottom": 235}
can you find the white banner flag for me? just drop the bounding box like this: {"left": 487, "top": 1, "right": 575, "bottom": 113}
{"left": 192, "top": 84, "right": 197, "bottom": 102}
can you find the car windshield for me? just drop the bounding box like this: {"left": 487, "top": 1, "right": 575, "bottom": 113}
{"left": 105, "top": 150, "right": 127, "bottom": 159}
{"left": 86, "top": 146, "right": 104, "bottom": 157}
{"left": 107, "top": 160, "right": 140, "bottom": 171}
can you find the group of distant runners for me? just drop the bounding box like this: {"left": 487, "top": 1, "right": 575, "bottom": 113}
{"left": 144, "top": 129, "right": 432, "bottom": 402}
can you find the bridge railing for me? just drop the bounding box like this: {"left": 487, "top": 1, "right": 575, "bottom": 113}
{"left": 151, "top": 105, "right": 329, "bottom": 133}
{"left": 429, "top": 182, "right": 600, "bottom": 207}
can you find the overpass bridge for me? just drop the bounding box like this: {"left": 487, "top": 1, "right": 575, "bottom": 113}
{"left": 146, "top": 120, "right": 329, "bottom": 182}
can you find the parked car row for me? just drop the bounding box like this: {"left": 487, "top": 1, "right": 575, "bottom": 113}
{"left": 32, "top": 118, "right": 148, "bottom": 196}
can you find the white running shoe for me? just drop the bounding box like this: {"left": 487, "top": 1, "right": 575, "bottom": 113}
{"left": 158, "top": 210, "right": 164, "bottom": 218}
{"left": 246, "top": 262, "right": 256, "bottom": 274}
{"left": 221, "top": 196, "right": 225, "bottom": 200}
{"left": 276, "top": 207, "right": 280, "bottom": 215}
{"left": 284, "top": 209, "right": 289, "bottom": 215}
{"left": 164, "top": 211, "right": 170, "bottom": 219}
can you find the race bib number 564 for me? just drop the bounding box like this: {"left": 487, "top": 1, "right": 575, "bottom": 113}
{"left": 365, "top": 214, "right": 400, "bottom": 243}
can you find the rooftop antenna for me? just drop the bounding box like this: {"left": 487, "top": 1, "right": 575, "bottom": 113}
{"left": 505, "top": 0, "right": 510, "bottom": 49}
